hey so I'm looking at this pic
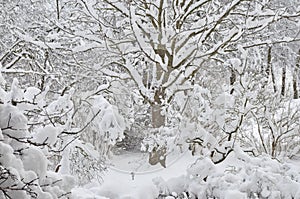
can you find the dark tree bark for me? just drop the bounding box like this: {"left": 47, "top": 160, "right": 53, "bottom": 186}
{"left": 293, "top": 70, "right": 299, "bottom": 99}
{"left": 281, "top": 66, "right": 286, "bottom": 97}
{"left": 229, "top": 68, "right": 236, "bottom": 94}
{"left": 151, "top": 89, "right": 165, "bottom": 128}
{"left": 56, "top": 0, "right": 60, "bottom": 20}
{"left": 293, "top": 49, "right": 300, "bottom": 99}
{"left": 266, "top": 47, "right": 277, "bottom": 93}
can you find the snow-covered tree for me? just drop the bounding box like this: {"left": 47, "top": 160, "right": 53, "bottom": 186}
{"left": 27, "top": 0, "right": 297, "bottom": 166}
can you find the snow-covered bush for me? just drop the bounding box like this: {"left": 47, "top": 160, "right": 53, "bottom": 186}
{"left": 0, "top": 100, "right": 75, "bottom": 198}
{"left": 0, "top": 76, "right": 118, "bottom": 196}
{"left": 78, "top": 94, "right": 125, "bottom": 159}
{"left": 155, "top": 147, "right": 300, "bottom": 199}
{"left": 69, "top": 140, "right": 106, "bottom": 185}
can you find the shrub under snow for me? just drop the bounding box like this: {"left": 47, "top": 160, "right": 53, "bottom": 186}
{"left": 0, "top": 79, "right": 77, "bottom": 198}
{"left": 0, "top": 103, "right": 75, "bottom": 199}
{"left": 155, "top": 146, "right": 300, "bottom": 199}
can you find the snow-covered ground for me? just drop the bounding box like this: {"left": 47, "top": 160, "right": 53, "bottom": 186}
{"left": 71, "top": 149, "right": 300, "bottom": 199}
{"left": 72, "top": 150, "right": 198, "bottom": 199}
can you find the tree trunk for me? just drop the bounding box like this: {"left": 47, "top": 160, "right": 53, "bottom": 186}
{"left": 266, "top": 47, "right": 271, "bottom": 77}
{"left": 266, "top": 47, "right": 277, "bottom": 93}
{"left": 293, "top": 49, "right": 300, "bottom": 99}
{"left": 151, "top": 89, "right": 165, "bottom": 128}
{"left": 56, "top": 0, "right": 60, "bottom": 20}
{"left": 281, "top": 66, "right": 286, "bottom": 97}
{"left": 150, "top": 61, "right": 170, "bottom": 128}
{"left": 151, "top": 104, "right": 165, "bottom": 128}
{"left": 270, "top": 65, "right": 277, "bottom": 93}
{"left": 293, "top": 69, "right": 298, "bottom": 99}
{"left": 229, "top": 68, "right": 236, "bottom": 94}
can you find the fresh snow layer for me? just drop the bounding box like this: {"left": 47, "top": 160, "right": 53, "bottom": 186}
{"left": 71, "top": 149, "right": 300, "bottom": 199}
{"left": 72, "top": 151, "right": 198, "bottom": 199}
